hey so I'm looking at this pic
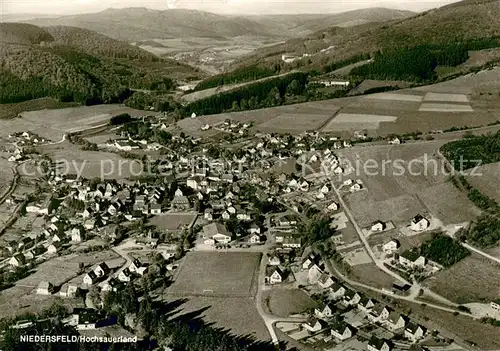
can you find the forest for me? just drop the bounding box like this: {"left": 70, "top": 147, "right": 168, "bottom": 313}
{"left": 193, "top": 63, "right": 279, "bottom": 91}
{"left": 463, "top": 215, "right": 500, "bottom": 248}
{"left": 419, "top": 233, "right": 470, "bottom": 268}
{"left": 441, "top": 130, "right": 500, "bottom": 171}
{"left": 183, "top": 72, "right": 348, "bottom": 117}
{"left": 350, "top": 38, "right": 500, "bottom": 82}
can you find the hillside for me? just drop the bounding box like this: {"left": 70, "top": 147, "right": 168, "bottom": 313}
{"left": 26, "top": 7, "right": 414, "bottom": 41}
{"left": 0, "top": 23, "right": 200, "bottom": 106}
{"left": 233, "top": 0, "right": 500, "bottom": 74}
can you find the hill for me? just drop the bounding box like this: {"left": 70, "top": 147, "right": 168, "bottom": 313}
{"left": 232, "top": 0, "right": 500, "bottom": 76}
{"left": 0, "top": 23, "right": 54, "bottom": 45}
{"left": 0, "top": 23, "right": 200, "bottom": 106}
{"left": 26, "top": 7, "right": 414, "bottom": 41}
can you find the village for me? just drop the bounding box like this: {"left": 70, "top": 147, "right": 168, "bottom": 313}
{"left": 1, "top": 111, "right": 500, "bottom": 351}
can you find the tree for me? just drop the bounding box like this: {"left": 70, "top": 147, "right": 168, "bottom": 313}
{"left": 286, "top": 79, "right": 301, "bottom": 95}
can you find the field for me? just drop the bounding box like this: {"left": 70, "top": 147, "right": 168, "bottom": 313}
{"left": 0, "top": 98, "right": 78, "bottom": 120}
{"left": 167, "top": 296, "right": 270, "bottom": 341}
{"left": 264, "top": 288, "right": 317, "bottom": 318}
{"left": 348, "top": 263, "right": 395, "bottom": 289}
{"left": 0, "top": 104, "right": 156, "bottom": 140}
{"left": 256, "top": 113, "right": 333, "bottom": 134}
{"left": 149, "top": 212, "right": 198, "bottom": 231}
{"left": 465, "top": 161, "right": 500, "bottom": 202}
{"left": 338, "top": 142, "right": 479, "bottom": 227}
{"left": 168, "top": 252, "right": 261, "bottom": 297}
{"left": 39, "top": 142, "right": 145, "bottom": 180}
{"left": 423, "top": 253, "right": 500, "bottom": 304}
{"left": 322, "top": 113, "right": 398, "bottom": 131}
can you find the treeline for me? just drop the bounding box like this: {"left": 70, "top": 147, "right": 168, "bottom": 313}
{"left": 184, "top": 72, "right": 309, "bottom": 116}
{"left": 419, "top": 233, "right": 470, "bottom": 267}
{"left": 193, "top": 63, "right": 278, "bottom": 91}
{"left": 441, "top": 130, "right": 500, "bottom": 171}
{"left": 457, "top": 176, "right": 500, "bottom": 214}
{"left": 350, "top": 38, "right": 500, "bottom": 82}
{"left": 463, "top": 215, "right": 500, "bottom": 248}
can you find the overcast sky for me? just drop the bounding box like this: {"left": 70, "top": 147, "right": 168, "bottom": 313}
{"left": 1, "top": 0, "right": 462, "bottom": 15}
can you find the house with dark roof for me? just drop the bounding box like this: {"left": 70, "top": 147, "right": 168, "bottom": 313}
{"left": 367, "top": 336, "right": 392, "bottom": 351}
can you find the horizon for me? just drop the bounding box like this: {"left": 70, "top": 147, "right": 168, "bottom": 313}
{"left": 0, "top": 0, "right": 462, "bottom": 17}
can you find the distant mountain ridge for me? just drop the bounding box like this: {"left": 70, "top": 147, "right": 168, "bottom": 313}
{"left": 24, "top": 7, "right": 415, "bottom": 41}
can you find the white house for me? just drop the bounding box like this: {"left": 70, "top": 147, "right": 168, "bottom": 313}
{"left": 71, "top": 228, "right": 83, "bottom": 243}
{"left": 36, "top": 281, "right": 54, "bottom": 295}
{"left": 367, "top": 336, "right": 392, "bottom": 351}
{"left": 382, "top": 239, "right": 400, "bottom": 254}
{"left": 404, "top": 322, "right": 426, "bottom": 342}
{"left": 329, "top": 283, "right": 346, "bottom": 300}
{"left": 83, "top": 271, "right": 98, "bottom": 286}
{"left": 357, "top": 296, "right": 376, "bottom": 313}
{"left": 398, "top": 251, "right": 427, "bottom": 268}
{"left": 331, "top": 323, "right": 354, "bottom": 341}
{"left": 249, "top": 234, "right": 263, "bottom": 244}
{"left": 317, "top": 273, "right": 335, "bottom": 289}
{"left": 368, "top": 305, "right": 392, "bottom": 323}
{"left": 203, "top": 223, "right": 231, "bottom": 245}
{"left": 314, "top": 303, "right": 335, "bottom": 319}
{"left": 118, "top": 269, "right": 132, "bottom": 282}
{"left": 385, "top": 312, "right": 408, "bottom": 332}
{"left": 9, "top": 254, "right": 26, "bottom": 267}
{"left": 328, "top": 202, "right": 339, "bottom": 211}
{"left": 302, "top": 318, "right": 325, "bottom": 333}
{"left": 343, "top": 289, "right": 361, "bottom": 306}
{"left": 410, "top": 214, "right": 430, "bottom": 232}
{"left": 60, "top": 284, "right": 78, "bottom": 298}
{"left": 371, "top": 220, "right": 386, "bottom": 232}
{"left": 266, "top": 267, "right": 284, "bottom": 284}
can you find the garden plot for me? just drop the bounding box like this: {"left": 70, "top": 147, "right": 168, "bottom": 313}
{"left": 342, "top": 247, "right": 372, "bottom": 266}
{"left": 149, "top": 211, "right": 198, "bottom": 231}
{"left": 423, "top": 92, "right": 469, "bottom": 103}
{"left": 322, "top": 113, "right": 397, "bottom": 131}
{"left": 418, "top": 103, "right": 474, "bottom": 112}
{"left": 364, "top": 93, "right": 423, "bottom": 102}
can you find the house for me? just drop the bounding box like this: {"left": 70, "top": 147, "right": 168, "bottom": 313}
{"left": 389, "top": 137, "right": 401, "bottom": 145}
{"left": 101, "top": 279, "right": 119, "bottom": 292}
{"left": 357, "top": 296, "right": 376, "bottom": 313}
{"left": 382, "top": 239, "right": 400, "bottom": 254}
{"left": 118, "top": 269, "right": 132, "bottom": 282}
{"left": 203, "top": 223, "right": 231, "bottom": 244}
{"left": 266, "top": 266, "right": 285, "bottom": 284}
{"left": 128, "top": 259, "right": 148, "bottom": 276}
{"left": 171, "top": 195, "right": 190, "bottom": 210}
{"left": 150, "top": 203, "right": 162, "bottom": 215}
{"left": 398, "top": 250, "right": 427, "bottom": 268}
{"left": 329, "top": 283, "right": 346, "bottom": 300}
{"left": 60, "top": 283, "right": 78, "bottom": 298}
{"left": 405, "top": 322, "right": 426, "bottom": 342}
{"left": 249, "top": 234, "right": 264, "bottom": 244}
{"left": 9, "top": 254, "right": 26, "bottom": 267}
{"left": 36, "top": 281, "right": 54, "bottom": 295}
{"left": 94, "top": 263, "right": 111, "bottom": 278}
{"left": 82, "top": 207, "right": 93, "bottom": 219}
{"left": 342, "top": 289, "right": 361, "bottom": 306}
{"left": 328, "top": 202, "right": 339, "bottom": 211}
{"left": 368, "top": 304, "right": 392, "bottom": 323}
{"left": 367, "top": 336, "right": 392, "bottom": 351}
{"left": 47, "top": 242, "right": 62, "bottom": 254}
{"left": 318, "top": 273, "right": 335, "bottom": 289}
{"left": 385, "top": 312, "right": 408, "bottom": 331}
{"left": 302, "top": 253, "right": 320, "bottom": 270}
{"left": 410, "top": 214, "right": 430, "bottom": 232}
{"left": 268, "top": 255, "right": 281, "bottom": 266}
{"left": 71, "top": 228, "right": 83, "bottom": 243}
{"left": 302, "top": 317, "right": 325, "bottom": 333}
{"left": 83, "top": 271, "right": 98, "bottom": 286}
{"left": 75, "top": 311, "right": 103, "bottom": 330}
{"left": 281, "top": 234, "right": 302, "bottom": 248}
{"left": 204, "top": 208, "right": 213, "bottom": 221}
{"left": 371, "top": 220, "right": 386, "bottom": 232}
{"left": 314, "top": 303, "right": 335, "bottom": 319}
{"left": 331, "top": 322, "right": 355, "bottom": 341}
{"left": 248, "top": 223, "right": 261, "bottom": 235}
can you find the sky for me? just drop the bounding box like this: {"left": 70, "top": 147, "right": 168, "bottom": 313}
{"left": 0, "top": 0, "right": 462, "bottom": 16}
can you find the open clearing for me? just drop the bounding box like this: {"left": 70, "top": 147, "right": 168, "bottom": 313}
{"left": 465, "top": 162, "right": 500, "bottom": 202}
{"left": 265, "top": 288, "right": 317, "bottom": 318}
{"left": 167, "top": 296, "right": 270, "bottom": 341}
{"left": 349, "top": 263, "right": 394, "bottom": 289}
{"left": 418, "top": 103, "right": 474, "bottom": 112}
{"left": 364, "top": 93, "right": 423, "bottom": 102}
{"left": 149, "top": 212, "right": 198, "bottom": 231}
{"left": 168, "top": 252, "right": 261, "bottom": 297}
{"left": 0, "top": 104, "right": 155, "bottom": 140}
{"left": 256, "top": 113, "right": 333, "bottom": 133}
{"left": 424, "top": 253, "right": 500, "bottom": 304}
{"left": 39, "top": 142, "right": 144, "bottom": 180}
{"left": 423, "top": 92, "right": 469, "bottom": 103}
